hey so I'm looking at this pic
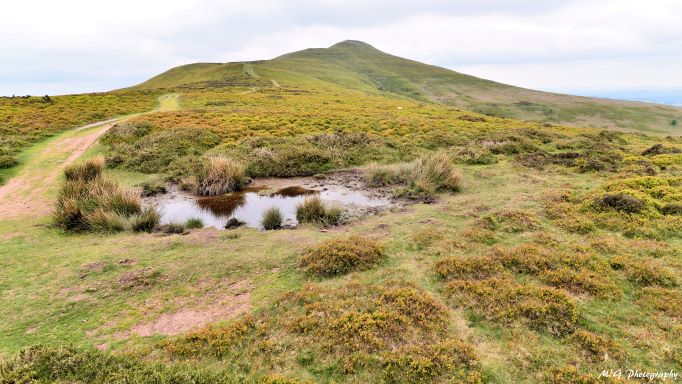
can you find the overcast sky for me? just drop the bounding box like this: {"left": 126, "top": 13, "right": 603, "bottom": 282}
{"left": 1, "top": 0, "right": 681, "bottom": 96}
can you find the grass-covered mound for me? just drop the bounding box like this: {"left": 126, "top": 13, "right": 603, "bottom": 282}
{"left": 160, "top": 281, "right": 483, "bottom": 383}
{"left": 298, "top": 236, "right": 384, "bottom": 277}
{"left": 54, "top": 157, "right": 159, "bottom": 232}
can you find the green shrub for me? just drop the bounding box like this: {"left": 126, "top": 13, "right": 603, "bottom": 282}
{"left": 243, "top": 143, "right": 333, "bottom": 177}
{"left": 595, "top": 193, "right": 645, "bottom": 214}
{"left": 296, "top": 196, "right": 342, "bottom": 226}
{"left": 261, "top": 207, "right": 283, "bottom": 230}
{"left": 63, "top": 156, "right": 104, "bottom": 181}
{"left": 195, "top": 156, "right": 247, "bottom": 196}
{"left": 184, "top": 217, "right": 204, "bottom": 229}
{"left": 661, "top": 203, "right": 682, "bottom": 215}
{"left": 104, "top": 127, "right": 221, "bottom": 174}
{"left": 299, "top": 236, "right": 385, "bottom": 277}
{"left": 0, "top": 154, "right": 18, "bottom": 168}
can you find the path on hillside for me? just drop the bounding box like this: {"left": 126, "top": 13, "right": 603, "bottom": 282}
{"left": 0, "top": 94, "right": 179, "bottom": 220}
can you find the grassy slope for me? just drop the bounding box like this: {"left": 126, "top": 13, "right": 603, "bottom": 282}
{"left": 2, "top": 47, "right": 682, "bottom": 383}
{"left": 133, "top": 40, "right": 682, "bottom": 135}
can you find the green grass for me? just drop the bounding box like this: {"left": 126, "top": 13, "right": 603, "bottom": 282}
{"left": 1, "top": 44, "right": 682, "bottom": 383}
{"left": 131, "top": 40, "right": 682, "bottom": 135}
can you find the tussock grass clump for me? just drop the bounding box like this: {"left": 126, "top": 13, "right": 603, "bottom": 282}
{"left": 195, "top": 156, "right": 247, "bottom": 196}
{"left": 138, "top": 177, "right": 167, "bottom": 196}
{"left": 443, "top": 278, "right": 578, "bottom": 337}
{"left": 365, "top": 152, "right": 463, "bottom": 198}
{"left": 184, "top": 217, "right": 204, "bottom": 229}
{"left": 54, "top": 158, "right": 159, "bottom": 233}
{"left": 539, "top": 267, "right": 622, "bottom": 299}
{"left": 364, "top": 162, "right": 411, "bottom": 187}
{"left": 435, "top": 256, "right": 503, "bottom": 281}
{"left": 298, "top": 236, "right": 384, "bottom": 277}
{"left": 261, "top": 207, "right": 283, "bottom": 230}
{"left": 295, "top": 195, "right": 342, "bottom": 227}
{"left": 63, "top": 156, "right": 104, "bottom": 181}
{"left": 480, "top": 209, "right": 541, "bottom": 233}
{"left": 404, "top": 151, "right": 462, "bottom": 197}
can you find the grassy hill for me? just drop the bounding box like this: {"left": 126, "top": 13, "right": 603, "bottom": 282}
{"left": 1, "top": 41, "right": 682, "bottom": 384}
{"left": 134, "top": 40, "right": 682, "bottom": 135}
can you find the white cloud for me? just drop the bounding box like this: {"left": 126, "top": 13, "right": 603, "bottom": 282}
{"left": 0, "top": 0, "right": 680, "bottom": 95}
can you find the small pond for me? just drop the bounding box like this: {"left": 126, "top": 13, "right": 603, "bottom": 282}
{"left": 146, "top": 179, "right": 391, "bottom": 229}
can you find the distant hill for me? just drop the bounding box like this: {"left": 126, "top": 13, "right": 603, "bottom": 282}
{"left": 132, "top": 40, "right": 682, "bottom": 135}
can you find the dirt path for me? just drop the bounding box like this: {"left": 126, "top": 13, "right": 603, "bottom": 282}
{"left": 0, "top": 121, "right": 117, "bottom": 220}
{"left": 0, "top": 94, "right": 180, "bottom": 221}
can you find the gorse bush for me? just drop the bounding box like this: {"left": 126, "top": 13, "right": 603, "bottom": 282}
{"left": 261, "top": 207, "right": 283, "bottom": 230}
{"left": 435, "top": 256, "right": 503, "bottom": 281}
{"left": 539, "top": 267, "right": 622, "bottom": 299}
{"left": 0, "top": 345, "right": 246, "bottom": 384}
{"left": 299, "top": 236, "right": 385, "bottom": 277}
{"left": 611, "top": 256, "right": 678, "bottom": 287}
{"left": 444, "top": 278, "right": 578, "bottom": 337}
{"left": 480, "top": 209, "right": 541, "bottom": 233}
{"left": 0, "top": 154, "right": 18, "bottom": 169}
{"left": 595, "top": 193, "right": 645, "bottom": 214}
{"left": 295, "top": 195, "right": 342, "bottom": 226}
{"left": 195, "top": 156, "right": 247, "bottom": 196}
{"left": 54, "top": 157, "right": 159, "bottom": 233}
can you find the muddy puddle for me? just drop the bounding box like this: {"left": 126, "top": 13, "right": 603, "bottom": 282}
{"left": 145, "top": 171, "right": 393, "bottom": 229}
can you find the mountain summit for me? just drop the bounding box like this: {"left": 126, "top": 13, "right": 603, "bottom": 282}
{"left": 134, "top": 41, "right": 681, "bottom": 134}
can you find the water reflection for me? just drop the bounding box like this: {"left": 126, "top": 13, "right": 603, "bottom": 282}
{"left": 152, "top": 184, "right": 389, "bottom": 229}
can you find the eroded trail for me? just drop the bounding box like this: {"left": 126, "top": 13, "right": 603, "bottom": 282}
{"left": 0, "top": 121, "right": 117, "bottom": 219}
{"left": 0, "top": 94, "right": 180, "bottom": 220}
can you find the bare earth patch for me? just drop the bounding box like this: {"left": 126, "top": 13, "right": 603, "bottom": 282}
{"left": 131, "top": 279, "right": 252, "bottom": 337}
